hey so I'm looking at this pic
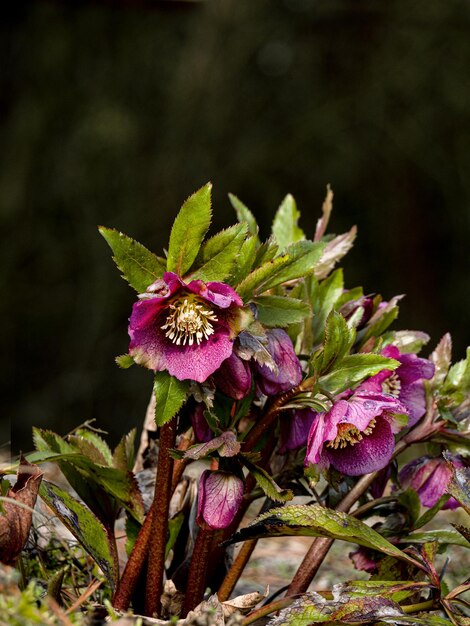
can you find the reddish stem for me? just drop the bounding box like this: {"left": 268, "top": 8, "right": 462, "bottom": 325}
{"left": 183, "top": 528, "right": 215, "bottom": 614}
{"left": 144, "top": 419, "right": 177, "bottom": 617}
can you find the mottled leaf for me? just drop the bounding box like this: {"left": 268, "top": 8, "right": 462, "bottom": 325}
{"left": 154, "top": 371, "right": 189, "bottom": 427}
{"left": 228, "top": 504, "right": 420, "bottom": 569}
{"left": 254, "top": 295, "right": 311, "bottom": 328}
{"left": 429, "top": 333, "right": 452, "bottom": 386}
{"left": 334, "top": 580, "right": 431, "bottom": 603}
{"left": 444, "top": 454, "right": 470, "bottom": 515}
{"left": 167, "top": 182, "right": 212, "bottom": 276}
{"left": 272, "top": 194, "right": 305, "bottom": 250}
{"left": 392, "top": 330, "right": 431, "bottom": 354}
{"left": 402, "top": 529, "right": 470, "bottom": 548}
{"left": 237, "top": 327, "right": 277, "bottom": 372}
{"left": 39, "top": 480, "right": 118, "bottom": 588}
{"left": 190, "top": 223, "right": 248, "bottom": 282}
{"left": 314, "top": 184, "right": 334, "bottom": 242}
{"left": 99, "top": 227, "right": 166, "bottom": 293}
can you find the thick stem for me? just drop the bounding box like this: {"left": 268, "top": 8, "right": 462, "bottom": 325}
{"left": 145, "top": 419, "right": 177, "bottom": 618}
{"left": 218, "top": 539, "right": 258, "bottom": 602}
{"left": 183, "top": 528, "right": 215, "bottom": 615}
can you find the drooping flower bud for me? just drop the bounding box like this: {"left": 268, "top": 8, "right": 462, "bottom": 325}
{"left": 339, "top": 295, "right": 374, "bottom": 330}
{"left": 399, "top": 456, "right": 462, "bottom": 509}
{"left": 190, "top": 403, "right": 213, "bottom": 443}
{"left": 280, "top": 408, "right": 316, "bottom": 453}
{"left": 255, "top": 329, "right": 302, "bottom": 396}
{"left": 196, "top": 470, "right": 244, "bottom": 530}
{"left": 213, "top": 353, "right": 252, "bottom": 400}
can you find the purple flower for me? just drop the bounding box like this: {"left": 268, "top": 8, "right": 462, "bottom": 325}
{"left": 399, "top": 456, "right": 461, "bottom": 509}
{"left": 305, "top": 387, "right": 408, "bottom": 476}
{"left": 213, "top": 352, "right": 252, "bottom": 400}
{"left": 339, "top": 295, "right": 374, "bottom": 330}
{"left": 280, "top": 408, "right": 316, "bottom": 453}
{"left": 128, "top": 272, "right": 243, "bottom": 383}
{"left": 190, "top": 403, "right": 213, "bottom": 443}
{"left": 255, "top": 329, "right": 302, "bottom": 396}
{"left": 196, "top": 470, "right": 244, "bottom": 530}
{"left": 360, "top": 345, "right": 435, "bottom": 427}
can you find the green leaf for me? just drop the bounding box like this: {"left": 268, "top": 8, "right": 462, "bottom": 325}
{"left": 441, "top": 346, "right": 470, "bottom": 395}
{"left": 228, "top": 193, "right": 258, "bottom": 236}
{"left": 231, "top": 235, "right": 258, "bottom": 285}
{"left": 311, "top": 269, "right": 344, "bottom": 344}
{"left": 253, "top": 236, "right": 279, "bottom": 267}
{"left": 99, "top": 227, "right": 166, "bottom": 293}
{"left": 115, "top": 354, "right": 135, "bottom": 369}
{"left": 236, "top": 254, "right": 291, "bottom": 301}
{"left": 334, "top": 580, "right": 431, "bottom": 603}
{"left": 189, "top": 223, "right": 248, "bottom": 282}
{"left": 254, "top": 295, "right": 311, "bottom": 328}
{"left": 272, "top": 194, "right": 305, "bottom": 251}
{"left": 360, "top": 296, "right": 403, "bottom": 344}
{"left": 242, "top": 458, "right": 294, "bottom": 502}
{"left": 228, "top": 504, "right": 420, "bottom": 569}
{"left": 167, "top": 182, "right": 212, "bottom": 276}
{"left": 184, "top": 431, "right": 240, "bottom": 460}
{"left": 413, "top": 493, "right": 450, "bottom": 529}
{"left": 72, "top": 429, "right": 114, "bottom": 466}
{"left": 429, "top": 333, "right": 452, "bottom": 386}
{"left": 154, "top": 372, "right": 189, "bottom": 426}
{"left": 262, "top": 240, "right": 326, "bottom": 291}
{"left": 319, "top": 353, "right": 400, "bottom": 395}
{"left": 397, "top": 489, "right": 421, "bottom": 528}
{"left": 401, "top": 529, "right": 470, "bottom": 548}
{"left": 391, "top": 330, "right": 430, "bottom": 354}
{"left": 312, "top": 311, "right": 355, "bottom": 376}
{"left": 112, "top": 429, "right": 137, "bottom": 472}
{"left": 39, "top": 481, "right": 118, "bottom": 588}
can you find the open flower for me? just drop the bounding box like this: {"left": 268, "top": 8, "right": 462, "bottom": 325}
{"left": 254, "top": 329, "right": 302, "bottom": 396}
{"left": 360, "top": 345, "right": 435, "bottom": 427}
{"left": 398, "top": 456, "right": 462, "bottom": 509}
{"left": 128, "top": 272, "right": 243, "bottom": 383}
{"left": 305, "top": 386, "right": 408, "bottom": 476}
{"left": 196, "top": 470, "right": 244, "bottom": 530}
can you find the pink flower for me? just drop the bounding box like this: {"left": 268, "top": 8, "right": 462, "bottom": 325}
{"left": 305, "top": 386, "right": 408, "bottom": 476}
{"left": 361, "top": 345, "right": 435, "bottom": 427}
{"left": 196, "top": 470, "right": 244, "bottom": 530}
{"left": 213, "top": 353, "right": 252, "bottom": 400}
{"left": 128, "top": 272, "right": 243, "bottom": 383}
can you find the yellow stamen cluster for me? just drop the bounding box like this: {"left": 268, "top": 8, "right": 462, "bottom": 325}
{"left": 326, "top": 418, "right": 376, "bottom": 450}
{"left": 161, "top": 297, "right": 218, "bottom": 346}
{"left": 382, "top": 373, "right": 401, "bottom": 397}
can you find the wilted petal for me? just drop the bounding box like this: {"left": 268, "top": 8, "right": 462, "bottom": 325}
{"left": 197, "top": 471, "right": 244, "bottom": 530}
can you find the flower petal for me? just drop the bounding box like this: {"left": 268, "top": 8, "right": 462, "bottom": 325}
{"left": 197, "top": 471, "right": 244, "bottom": 530}
{"left": 326, "top": 418, "right": 395, "bottom": 476}
{"left": 399, "top": 380, "right": 426, "bottom": 426}
{"left": 305, "top": 401, "right": 349, "bottom": 466}
{"left": 187, "top": 279, "right": 243, "bottom": 308}
{"left": 344, "top": 390, "right": 408, "bottom": 432}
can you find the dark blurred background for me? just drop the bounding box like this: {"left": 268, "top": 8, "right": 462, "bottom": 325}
{"left": 3, "top": 0, "right": 469, "bottom": 456}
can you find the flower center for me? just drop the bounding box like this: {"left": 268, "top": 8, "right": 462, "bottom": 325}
{"left": 161, "top": 297, "right": 218, "bottom": 346}
{"left": 326, "top": 418, "right": 376, "bottom": 450}
{"left": 382, "top": 372, "right": 401, "bottom": 397}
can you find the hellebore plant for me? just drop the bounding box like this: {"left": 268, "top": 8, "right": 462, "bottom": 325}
{"left": 9, "top": 183, "right": 470, "bottom": 626}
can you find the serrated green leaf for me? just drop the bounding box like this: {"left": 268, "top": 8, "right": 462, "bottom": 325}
{"left": 112, "top": 429, "right": 137, "bottom": 472}
{"left": 441, "top": 347, "right": 470, "bottom": 395}
{"left": 272, "top": 194, "right": 305, "bottom": 251}
{"left": 253, "top": 235, "right": 279, "bottom": 267}
{"left": 231, "top": 235, "right": 258, "bottom": 285}
{"left": 167, "top": 182, "right": 212, "bottom": 275}
{"left": 319, "top": 353, "right": 400, "bottom": 395}
{"left": 254, "top": 295, "right": 311, "bottom": 327}
{"left": 312, "top": 311, "right": 354, "bottom": 376}
{"left": 72, "top": 429, "right": 114, "bottom": 466}
{"left": 189, "top": 223, "right": 248, "bottom": 282}
{"left": 401, "top": 529, "right": 470, "bottom": 548}
{"left": 228, "top": 193, "right": 258, "bottom": 236}
{"left": 115, "top": 354, "right": 135, "bottom": 369}
{"left": 236, "top": 254, "right": 291, "bottom": 301}
{"left": 311, "top": 269, "right": 344, "bottom": 344}
{"left": 242, "top": 458, "right": 293, "bottom": 502}
{"left": 39, "top": 480, "right": 118, "bottom": 588}
{"left": 154, "top": 372, "right": 189, "bottom": 426}
{"left": 262, "top": 240, "right": 326, "bottom": 291}
{"left": 228, "top": 504, "right": 420, "bottom": 569}
{"left": 99, "top": 227, "right": 166, "bottom": 293}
